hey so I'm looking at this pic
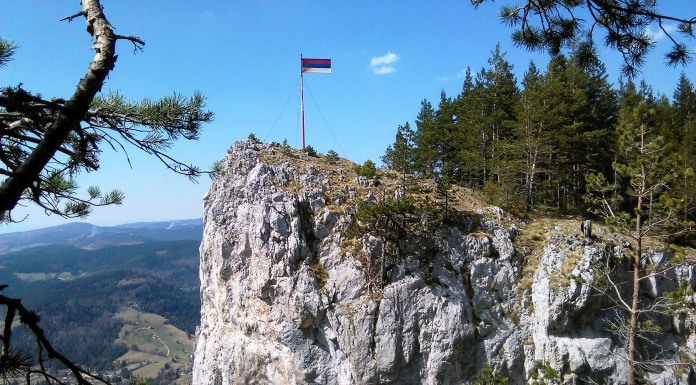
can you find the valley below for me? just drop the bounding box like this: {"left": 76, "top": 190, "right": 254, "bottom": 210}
{"left": 0, "top": 220, "right": 202, "bottom": 384}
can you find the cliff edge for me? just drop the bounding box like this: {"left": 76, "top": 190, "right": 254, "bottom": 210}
{"left": 193, "top": 141, "right": 695, "bottom": 385}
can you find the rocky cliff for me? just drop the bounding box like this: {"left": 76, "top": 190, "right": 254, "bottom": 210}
{"left": 193, "top": 141, "right": 695, "bottom": 385}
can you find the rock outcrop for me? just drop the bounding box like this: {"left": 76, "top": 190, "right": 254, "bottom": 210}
{"left": 193, "top": 141, "right": 696, "bottom": 385}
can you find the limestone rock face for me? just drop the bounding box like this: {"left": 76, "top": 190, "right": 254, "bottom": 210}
{"left": 193, "top": 141, "right": 696, "bottom": 385}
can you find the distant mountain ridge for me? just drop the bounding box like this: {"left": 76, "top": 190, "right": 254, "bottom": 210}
{"left": 0, "top": 218, "right": 203, "bottom": 254}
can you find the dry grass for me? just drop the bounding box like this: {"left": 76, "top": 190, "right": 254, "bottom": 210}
{"left": 514, "top": 216, "right": 586, "bottom": 296}
{"left": 550, "top": 248, "right": 584, "bottom": 289}
{"left": 514, "top": 216, "right": 623, "bottom": 298}
{"left": 340, "top": 238, "right": 362, "bottom": 260}
{"left": 517, "top": 256, "right": 539, "bottom": 297}
{"left": 515, "top": 218, "right": 553, "bottom": 296}
{"left": 259, "top": 145, "right": 492, "bottom": 219}
{"left": 336, "top": 302, "right": 357, "bottom": 326}
{"left": 308, "top": 259, "right": 329, "bottom": 290}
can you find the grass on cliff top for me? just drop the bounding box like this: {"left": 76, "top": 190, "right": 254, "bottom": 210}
{"left": 514, "top": 215, "right": 593, "bottom": 297}
{"left": 259, "top": 144, "right": 488, "bottom": 215}
{"left": 515, "top": 217, "right": 583, "bottom": 251}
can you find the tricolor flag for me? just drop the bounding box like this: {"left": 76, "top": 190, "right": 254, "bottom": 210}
{"left": 301, "top": 58, "right": 331, "bottom": 74}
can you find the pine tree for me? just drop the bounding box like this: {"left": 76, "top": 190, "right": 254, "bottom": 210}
{"left": 474, "top": 0, "right": 696, "bottom": 76}
{"left": 573, "top": 48, "right": 618, "bottom": 185}
{"left": 358, "top": 160, "right": 377, "bottom": 179}
{"left": 669, "top": 73, "right": 696, "bottom": 230}
{"left": 0, "top": 7, "right": 212, "bottom": 223}
{"left": 434, "top": 90, "right": 459, "bottom": 181}
{"left": 452, "top": 68, "right": 486, "bottom": 187}
{"left": 413, "top": 99, "right": 438, "bottom": 177}
{"left": 462, "top": 45, "right": 518, "bottom": 194}
{"left": 461, "top": 66, "right": 474, "bottom": 96}
{"left": 382, "top": 122, "right": 416, "bottom": 189}
{"left": 512, "top": 61, "right": 552, "bottom": 210}
{"left": 542, "top": 55, "right": 590, "bottom": 211}
{"left": 585, "top": 100, "right": 687, "bottom": 385}
{"left": 480, "top": 44, "right": 519, "bottom": 188}
{"left": 0, "top": 40, "right": 17, "bottom": 67}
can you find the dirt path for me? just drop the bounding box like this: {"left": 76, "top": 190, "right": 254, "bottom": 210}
{"left": 152, "top": 332, "right": 170, "bottom": 357}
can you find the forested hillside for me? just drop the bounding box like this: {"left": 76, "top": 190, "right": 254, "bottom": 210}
{"left": 0, "top": 234, "right": 200, "bottom": 383}
{"left": 0, "top": 240, "right": 201, "bottom": 292}
{"left": 382, "top": 46, "right": 694, "bottom": 244}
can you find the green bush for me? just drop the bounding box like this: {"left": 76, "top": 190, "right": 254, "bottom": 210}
{"left": 358, "top": 160, "right": 377, "bottom": 178}
{"left": 471, "top": 363, "right": 508, "bottom": 385}
{"left": 280, "top": 139, "right": 293, "bottom": 156}
{"left": 303, "top": 145, "right": 318, "bottom": 157}
{"left": 528, "top": 361, "right": 561, "bottom": 385}
{"left": 209, "top": 160, "right": 223, "bottom": 178}
{"left": 326, "top": 149, "right": 339, "bottom": 164}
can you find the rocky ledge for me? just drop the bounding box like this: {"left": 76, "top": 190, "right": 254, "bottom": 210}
{"left": 193, "top": 141, "right": 695, "bottom": 385}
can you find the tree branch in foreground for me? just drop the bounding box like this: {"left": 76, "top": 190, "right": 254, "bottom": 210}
{"left": 1, "top": 286, "right": 111, "bottom": 384}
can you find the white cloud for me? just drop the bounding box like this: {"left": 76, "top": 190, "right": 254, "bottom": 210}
{"left": 374, "top": 66, "right": 397, "bottom": 75}
{"left": 646, "top": 24, "right": 677, "bottom": 43}
{"left": 370, "top": 52, "right": 400, "bottom": 67}
{"left": 370, "top": 51, "right": 400, "bottom": 75}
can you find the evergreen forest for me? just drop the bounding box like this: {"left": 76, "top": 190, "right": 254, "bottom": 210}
{"left": 382, "top": 45, "right": 694, "bottom": 244}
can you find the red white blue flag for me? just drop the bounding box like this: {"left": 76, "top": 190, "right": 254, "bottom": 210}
{"left": 301, "top": 58, "right": 331, "bottom": 74}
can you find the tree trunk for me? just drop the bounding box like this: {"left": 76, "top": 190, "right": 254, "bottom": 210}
{"left": 627, "top": 232, "right": 640, "bottom": 385}
{"left": 627, "top": 125, "right": 649, "bottom": 385}
{"left": 526, "top": 155, "right": 537, "bottom": 210}
{"left": 0, "top": 0, "right": 118, "bottom": 216}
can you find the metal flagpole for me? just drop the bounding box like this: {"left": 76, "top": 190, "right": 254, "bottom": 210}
{"left": 300, "top": 54, "right": 305, "bottom": 149}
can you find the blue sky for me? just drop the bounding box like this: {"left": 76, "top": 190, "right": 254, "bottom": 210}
{"left": 1, "top": 1, "right": 694, "bottom": 233}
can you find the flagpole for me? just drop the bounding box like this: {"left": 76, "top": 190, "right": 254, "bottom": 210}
{"left": 300, "top": 54, "right": 305, "bottom": 149}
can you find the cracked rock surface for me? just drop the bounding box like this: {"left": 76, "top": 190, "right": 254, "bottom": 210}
{"left": 193, "top": 141, "right": 695, "bottom": 385}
